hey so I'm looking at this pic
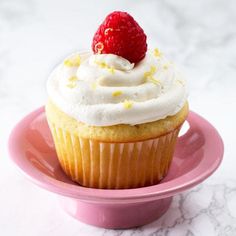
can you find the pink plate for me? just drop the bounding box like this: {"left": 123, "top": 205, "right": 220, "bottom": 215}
{"left": 8, "top": 107, "right": 224, "bottom": 229}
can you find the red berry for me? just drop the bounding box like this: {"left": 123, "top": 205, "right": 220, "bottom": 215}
{"left": 92, "top": 11, "right": 147, "bottom": 64}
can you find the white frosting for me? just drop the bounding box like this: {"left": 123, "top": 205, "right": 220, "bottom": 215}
{"left": 47, "top": 50, "right": 188, "bottom": 126}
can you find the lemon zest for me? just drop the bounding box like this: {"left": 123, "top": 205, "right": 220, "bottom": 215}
{"left": 68, "top": 76, "right": 78, "bottom": 82}
{"left": 163, "top": 63, "right": 169, "bottom": 70}
{"left": 144, "top": 65, "right": 157, "bottom": 79}
{"left": 112, "top": 90, "right": 123, "bottom": 97}
{"left": 123, "top": 100, "right": 133, "bottom": 109}
{"left": 177, "top": 79, "right": 185, "bottom": 85}
{"left": 66, "top": 81, "right": 77, "bottom": 89}
{"left": 108, "top": 67, "right": 115, "bottom": 74}
{"left": 153, "top": 48, "right": 162, "bottom": 57}
{"left": 95, "top": 60, "right": 115, "bottom": 74}
{"left": 148, "top": 78, "right": 161, "bottom": 85}
{"left": 64, "top": 55, "right": 81, "bottom": 67}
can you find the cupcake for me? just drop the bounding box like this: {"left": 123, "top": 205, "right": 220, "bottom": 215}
{"left": 46, "top": 11, "right": 188, "bottom": 189}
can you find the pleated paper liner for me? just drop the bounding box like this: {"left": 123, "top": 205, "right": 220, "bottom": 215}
{"left": 48, "top": 120, "right": 181, "bottom": 189}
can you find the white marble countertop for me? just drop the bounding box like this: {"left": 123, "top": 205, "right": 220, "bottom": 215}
{"left": 1, "top": 0, "right": 236, "bottom": 235}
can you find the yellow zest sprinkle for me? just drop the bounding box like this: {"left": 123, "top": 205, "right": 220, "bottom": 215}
{"left": 153, "top": 48, "right": 162, "bottom": 58}
{"left": 64, "top": 59, "right": 73, "bottom": 66}
{"left": 177, "top": 79, "right": 185, "bottom": 85}
{"left": 163, "top": 63, "right": 169, "bottom": 70}
{"left": 91, "top": 82, "right": 97, "bottom": 90}
{"left": 66, "top": 81, "right": 77, "bottom": 89}
{"left": 94, "top": 42, "right": 104, "bottom": 54}
{"left": 123, "top": 100, "right": 133, "bottom": 109}
{"left": 95, "top": 60, "right": 107, "bottom": 68}
{"left": 108, "top": 67, "right": 115, "bottom": 74}
{"left": 95, "top": 60, "right": 106, "bottom": 68}
{"left": 112, "top": 90, "right": 123, "bottom": 97}
{"left": 104, "top": 28, "right": 113, "bottom": 35}
{"left": 144, "top": 65, "right": 157, "bottom": 79}
{"left": 149, "top": 78, "right": 161, "bottom": 85}
{"left": 95, "top": 60, "right": 115, "bottom": 74}
{"left": 143, "top": 65, "right": 161, "bottom": 85}
{"left": 144, "top": 71, "right": 150, "bottom": 78}
{"left": 68, "top": 76, "right": 78, "bottom": 82}
{"left": 150, "top": 65, "right": 157, "bottom": 74}
{"left": 64, "top": 55, "right": 81, "bottom": 67}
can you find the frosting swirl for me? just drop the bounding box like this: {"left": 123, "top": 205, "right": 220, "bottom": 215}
{"left": 47, "top": 50, "right": 187, "bottom": 126}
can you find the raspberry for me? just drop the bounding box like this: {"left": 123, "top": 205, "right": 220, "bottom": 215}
{"left": 92, "top": 11, "right": 147, "bottom": 64}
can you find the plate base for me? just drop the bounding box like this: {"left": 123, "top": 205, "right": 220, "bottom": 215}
{"left": 60, "top": 196, "right": 172, "bottom": 229}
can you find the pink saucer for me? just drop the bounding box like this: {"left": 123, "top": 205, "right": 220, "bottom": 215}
{"left": 8, "top": 108, "right": 224, "bottom": 229}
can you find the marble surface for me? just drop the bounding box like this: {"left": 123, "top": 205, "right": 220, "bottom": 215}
{"left": 1, "top": 0, "right": 236, "bottom": 235}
